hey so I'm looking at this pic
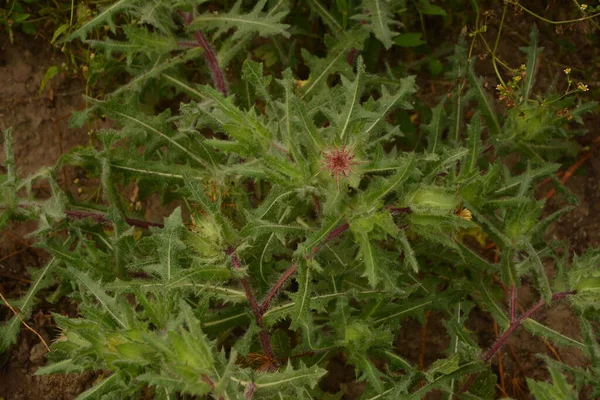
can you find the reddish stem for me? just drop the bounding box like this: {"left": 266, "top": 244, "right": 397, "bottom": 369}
{"left": 460, "top": 290, "right": 576, "bottom": 393}
{"left": 510, "top": 285, "right": 516, "bottom": 323}
{"left": 12, "top": 205, "right": 164, "bottom": 229}
{"left": 11, "top": 204, "right": 164, "bottom": 229}
{"left": 312, "top": 194, "right": 322, "bottom": 218}
{"left": 226, "top": 247, "right": 275, "bottom": 359}
{"left": 312, "top": 222, "right": 350, "bottom": 255}
{"left": 261, "top": 219, "right": 353, "bottom": 311}
{"left": 386, "top": 206, "right": 413, "bottom": 215}
{"left": 347, "top": 48, "right": 358, "bottom": 66}
{"left": 65, "top": 209, "right": 163, "bottom": 229}
{"left": 260, "top": 262, "right": 298, "bottom": 312}
{"left": 179, "top": 11, "right": 227, "bottom": 96}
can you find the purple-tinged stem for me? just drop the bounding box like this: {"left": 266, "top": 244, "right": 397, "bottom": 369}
{"left": 261, "top": 220, "right": 351, "bottom": 316}
{"left": 387, "top": 206, "right": 413, "bottom": 215}
{"left": 460, "top": 290, "right": 577, "bottom": 393}
{"left": 347, "top": 48, "right": 358, "bottom": 66}
{"left": 261, "top": 262, "right": 298, "bottom": 312}
{"left": 312, "top": 222, "right": 350, "bottom": 256}
{"left": 65, "top": 209, "right": 164, "bottom": 229}
{"left": 179, "top": 11, "right": 227, "bottom": 97}
{"left": 226, "top": 247, "right": 275, "bottom": 359}
{"left": 510, "top": 285, "right": 516, "bottom": 323}
{"left": 244, "top": 382, "right": 257, "bottom": 400}
{"left": 201, "top": 375, "right": 225, "bottom": 400}
{"left": 11, "top": 205, "right": 164, "bottom": 229}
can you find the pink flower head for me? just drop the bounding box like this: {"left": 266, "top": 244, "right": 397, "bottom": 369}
{"left": 321, "top": 145, "right": 360, "bottom": 183}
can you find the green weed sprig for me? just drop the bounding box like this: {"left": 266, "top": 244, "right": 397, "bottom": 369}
{"left": 1, "top": 1, "right": 600, "bottom": 399}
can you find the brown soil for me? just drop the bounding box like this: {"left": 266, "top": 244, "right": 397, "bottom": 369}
{"left": 0, "top": 33, "right": 94, "bottom": 400}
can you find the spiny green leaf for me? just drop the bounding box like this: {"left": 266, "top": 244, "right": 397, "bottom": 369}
{"left": 353, "top": 228, "right": 380, "bottom": 287}
{"left": 35, "top": 359, "right": 87, "bottom": 375}
{"left": 520, "top": 25, "right": 543, "bottom": 100}
{"left": 472, "top": 279, "right": 510, "bottom": 331}
{"left": 99, "top": 101, "right": 209, "bottom": 167}
{"left": 289, "top": 260, "right": 313, "bottom": 330}
{"left": 153, "top": 207, "right": 186, "bottom": 281}
{"left": 373, "top": 293, "right": 459, "bottom": 325}
{"left": 278, "top": 68, "right": 309, "bottom": 167}
{"left": 525, "top": 240, "right": 552, "bottom": 303}
{"left": 463, "top": 112, "right": 482, "bottom": 176}
{"left": 301, "top": 29, "right": 368, "bottom": 99}
{"left": 233, "top": 361, "right": 327, "bottom": 394}
{"left": 522, "top": 319, "right": 585, "bottom": 351}
{"left": 69, "top": 267, "right": 129, "bottom": 329}
{"left": 242, "top": 60, "right": 272, "bottom": 101}
{"left": 183, "top": 172, "right": 219, "bottom": 218}
{"left": 297, "top": 214, "right": 345, "bottom": 255}
{"left": 364, "top": 76, "right": 417, "bottom": 138}
{"left": 263, "top": 290, "right": 383, "bottom": 326}
{"left": 64, "top": 0, "right": 134, "bottom": 42}
{"left": 75, "top": 371, "right": 127, "bottom": 400}
{"left": 527, "top": 364, "right": 578, "bottom": 400}
{"left": 398, "top": 230, "right": 419, "bottom": 273}
{"left": 367, "top": 153, "right": 416, "bottom": 202}
{"left": 307, "top": 0, "right": 343, "bottom": 32}
{"left": 336, "top": 57, "right": 366, "bottom": 140}
{"left": 188, "top": 0, "right": 290, "bottom": 41}
{"left": 0, "top": 258, "right": 58, "bottom": 352}
{"left": 87, "top": 25, "right": 177, "bottom": 66}
{"left": 424, "top": 98, "right": 446, "bottom": 153}
{"left": 424, "top": 354, "right": 460, "bottom": 383}
{"left": 352, "top": 0, "right": 398, "bottom": 49}
{"left": 467, "top": 66, "right": 501, "bottom": 137}
{"left": 351, "top": 352, "right": 386, "bottom": 392}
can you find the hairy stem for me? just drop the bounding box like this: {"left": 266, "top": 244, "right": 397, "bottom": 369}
{"left": 65, "top": 210, "right": 164, "bottom": 229}
{"left": 226, "top": 247, "right": 275, "bottom": 360}
{"left": 460, "top": 290, "right": 577, "bottom": 393}
{"left": 260, "top": 262, "right": 298, "bottom": 312}
{"left": 8, "top": 205, "right": 164, "bottom": 229}
{"left": 510, "top": 285, "right": 516, "bottom": 323}
{"left": 179, "top": 11, "right": 228, "bottom": 96}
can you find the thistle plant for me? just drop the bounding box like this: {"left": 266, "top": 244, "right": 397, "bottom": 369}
{"left": 1, "top": 1, "right": 600, "bottom": 399}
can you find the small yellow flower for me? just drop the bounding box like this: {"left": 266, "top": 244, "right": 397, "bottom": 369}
{"left": 73, "top": 178, "right": 80, "bottom": 184}
{"left": 456, "top": 208, "right": 473, "bottom": 221}
{"left": 564, "top": 68, "right": 571, "bottom": 74}
{"left": 90, "top": 53, "right": 95, "bottom": 60}
{"left": 77, "top": 187, "right": 83, "bottom": 194}
{"left": 82, "top": 65, "right": 89, "bottom": 72}
{"left": 577, "top": 82, "right": 589, "bottom": 92}
{"left": 519, "top": 64, "right": 526, "bottom": 71}
{"left": 496, "top": 84, "right": 504, "bottom": 91}
{"left": 513, "top": 76, "right": 521, "bottom": 82}
{"left": 581, "top": 4, "right": 588, "bottom": 11}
